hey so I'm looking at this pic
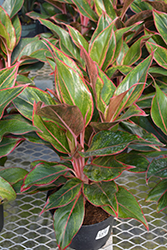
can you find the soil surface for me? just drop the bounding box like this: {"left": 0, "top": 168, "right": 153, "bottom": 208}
{"left": 83, "top": 201, "right": 110, "bottom": 225}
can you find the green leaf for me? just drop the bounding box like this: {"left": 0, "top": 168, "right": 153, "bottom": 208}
{"left": 123, "top": 35, "right": 150, "bottom": 66}
{"left": 97, "top": 66, "right": 116, "bottom": 105}
{"left": 22, "top": 162, "right": 70, "bottom": 190}
{"left": 146, "top": 42, "right": 167, "bottom": 69}
{"left": 153, "top": 10, "right": 167, "bottom": 45}
{"left": 89, "top": 22, "right": 115, "bottom": 67}
{"left": 94, "top": 0, "right": 105, "bottom": 16}
{"left": 116, "top": 152, "right": 149, "bottom": 172}
{"left": 0, "top": 137, "right": 22, "bottom": 158}
{"left": 45, "top": 40, "right": 83, "bottom": 76}
{"left": 115, "top": 104, "right": 147, "bottom": 122}
{"left": 12, "top": 14, "right": 21, "bottom": 45}
{"left": 67, "top": 25, "right": 89, "bottom": 52}
{"left": 55, "top": 57, "right": 93, "bottom": 126}
{"left": 81, "top": 130, "right": 142, "bottom": 157}
{"left": 115, "top": 186, "right": 148, "bottom": 229}
{"left": 44, "top": 178, "right": 82, "bottom": 211}
{"left": 84, "top": 181, "right": 118, "bottom": 216}
{"left": 115, "top": 54, "right": 152, "bottom": 96}
{"left": 102, "top": 0, "right": 117, "bottom": 20}
{"left": 113, "top": 23, "right": 142, "bottom": 62}
{"left": 0, "top": 85, "right": 25, "bottom": 119}
{"left": 0, "top": 176, "right": 16, "bottom": 203}
{"left": 106, "top": 65, "right": 132, "bottom": 78}
{"left": 113, "top": 55, "right": 152, "bottom": 116}
{"left": 15, "top": 40, "right": 48, "bottom": 61}
{"left": 102, "top": 29, "right": 116, "bottom": 70}
{"left": 0, "top": 167, "right": 28, "bottom": 184}
{"left": 38, "top": 18, "right": 83, "bottom": 65}
{"left": 12, "top": 37, "right": 39, "bottom": 63}
{"left": 0, "top": 157, "right": 7, "bottom": 167}
{"left": 151, "top": 84, "right": 167, "bottom": 135}
{"left": 0, "top": 6, "right": 16, "bottom": 51}
{"left": 131, "top": 0, "right": 152, "bottom": 13}
{"left": 72, "top": 0, "right": 98, "bottom": 21}
{"left": 13, "top": 87, "right": 57, "bottom": 120}
{"left": 2, "top": 0, "right": 24, "bottom": 18}
{"left": 95, "top": 66, "right": 116, "bottom": 114}
{"left": 147, "top": 157, "right": 167, "bottom": 180}
{"left": 54, "top": 194, "right": 84, "bottom": 250}
{"left": 84, "top": 156, "right": 129, "bottom": 181}
{"left": 157, "top": 191, "right": 167, "bottom": 212}
{"left": 0, "top": 64, "right": 18, "bottom": 89}
{"left": 146, "top": 179, "right": 167, "bottom": 202}
{"left": 89, "top": 14, "right": 112, "bottom": 48}
{"left": 0, "top": 114, "right": 38, "bottom": 142}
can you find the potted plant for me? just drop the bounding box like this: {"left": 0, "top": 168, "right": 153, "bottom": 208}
{"left": 0, "top": 0, "right": 167, "bottom": 249}
{"left": 7, "top": 9, "right": 166, "bottom": 250}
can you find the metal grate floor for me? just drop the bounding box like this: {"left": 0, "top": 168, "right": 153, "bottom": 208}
{"left": 0, "top": 64, "right": 167, "bottom": 249}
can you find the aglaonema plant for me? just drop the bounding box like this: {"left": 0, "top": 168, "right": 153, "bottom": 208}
{"left": 14, "top": 22, "right": 166, "bottom": 249}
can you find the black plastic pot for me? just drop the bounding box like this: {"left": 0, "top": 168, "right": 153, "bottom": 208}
{"left": 47, "top": 190, "right": 114, "bottom": 250}
{"left": 0, "top": 204, "right": 4, "bottom": 233}
{"left": 70, "top": 216, "right": 114, "bottom": 250}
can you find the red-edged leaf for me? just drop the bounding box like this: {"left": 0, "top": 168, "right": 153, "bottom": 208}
{"left": 115, "top": 104, "right": 147, "bottom": 122}
{"left": 114, "top": 186, "right": 148, "bottom": 230}
{"left": 13, "top": 86, "right": 57, "bottom": 120}
{"left": 0, "top": 137, "right": 23, "bottom": 158}
{"left": 89, "top": 21, "right": 115, "bottom": 67}
{"left": 151, "top": 84, "right": 167, "bottom": 135}
{"left": 0, "top": 85, "right": 25, "bottom": 119}
{"left": 0, "top": 167, "right": 28, "bottom": 184}
{"left": 43, "top": 178, "right": 82, "bottom": 211}
{"left": 84, "top": 156, "right": 133, "bottom": 181}
{"left": 84, "top": 181, "right": 118, "bottom": 217}
{"left": 116, "top": 151, "right": 149, "bottom": 173}
{"left": 54, "top": 193, "right": 84, "bottom": 250}
{"left": 81, "top": 130, "right": 142, "bottom": 157}
{"left": 146, "top": 42, "right": 167, "bottom": 69}
{"left": 0, "top": 176, "right": 16, "bottom": 202}
{"left": 0, "top": 6, "right": 16, "bottom": 51}
{"left": 72, "top": 0, "right": 98, "bottom": 22}
{"left": 0, "top": 114, "right": 38, "bottom": 142}
{"left": 80, "top": 47, "right": 98, "bottom": 89}
{"left": 0, "top": 63, "right": 19, "bottom": 90}
{"left": 146, "top": 157, "right": 167, "bottom": 181}
{"left": 33, "top": 102, "right": 70, "bottom": 154}
{"left": 21, "top": 162, "right": 70, "bottom": 191}
{"left": 121, "top": 0, "right": 134, "bottom": 20}
{"left": 153, "top": 10, "right": 167, "bottom": 45}
{"left": 55, "top": 56, "right": 93, "bottom": 126}
{"left": 36, "top": 102, "right": 84, "bottom": 137}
